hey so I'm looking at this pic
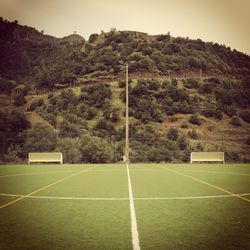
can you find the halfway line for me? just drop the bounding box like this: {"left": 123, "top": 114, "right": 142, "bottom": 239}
{"left": 126, "top": 163, "right": 141, "bottom": 250}
{"left": 0, "top": 192, "right": 249, "bottom": 201}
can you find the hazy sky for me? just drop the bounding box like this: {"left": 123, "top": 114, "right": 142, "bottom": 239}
{"left": 0, "top": 0, "right": 250, "bottom": 54}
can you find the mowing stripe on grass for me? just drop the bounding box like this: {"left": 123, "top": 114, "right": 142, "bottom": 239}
{"left": 0, "top": 166, "right": 96, "bottom": 209}
{"left": 126, "top": 163, "right": 141, "bottom": 250}
{"left": 0, "top": 192, "right": 250, "bottom": 201}
{"left": 159, "top": 166, "right": 250, "bottom": 203}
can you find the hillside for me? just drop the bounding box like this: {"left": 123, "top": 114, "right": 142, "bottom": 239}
{"left": 0, "top": 18, "right": 250, "bottom": 163}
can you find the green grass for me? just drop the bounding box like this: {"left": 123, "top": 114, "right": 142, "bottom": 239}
{"left": 0, "top": 163, "right": 249, "bottom": 249}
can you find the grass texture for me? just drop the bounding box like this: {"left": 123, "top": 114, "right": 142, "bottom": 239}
{"left": 0, "top": 163, "right": 249, "bottom": 249}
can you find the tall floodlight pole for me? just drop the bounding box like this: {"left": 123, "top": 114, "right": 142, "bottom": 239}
{"left": 125, "top": 64, "right": 129, "bottom": 163}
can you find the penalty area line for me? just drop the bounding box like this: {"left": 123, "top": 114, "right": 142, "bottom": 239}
{"left": 126, "top": 163, "right": 141, "bottom": 250}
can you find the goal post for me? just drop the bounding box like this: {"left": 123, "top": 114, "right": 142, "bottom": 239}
{"left": 190, "top": 152, "right": 225, "bottom": 163}
{"left": 28, "top": 152, "right": 63, "bottom": 164}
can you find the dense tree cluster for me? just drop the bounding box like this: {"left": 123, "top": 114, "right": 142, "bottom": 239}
{"left": 0, "top": 19, "right": 249, "bottom": 163}
{"left": 1, "top": 18, "right": 250, "bottom": 90}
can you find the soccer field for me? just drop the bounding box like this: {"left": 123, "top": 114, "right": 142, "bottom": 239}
{"left": 0, "top": 163, "right": 249, "bottom": 250}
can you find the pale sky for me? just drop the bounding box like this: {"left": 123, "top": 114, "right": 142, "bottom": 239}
{"left": 0, "top": 0, "right": 250, "bottom": 54}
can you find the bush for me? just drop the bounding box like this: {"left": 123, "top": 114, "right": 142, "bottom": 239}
{"left": 12, "top": 92, "right": 25, "bottom": 106}
{"left": 231, "top": 116, "right": 241, "bottom": 126}
{"left": 59, "top": 120, "right": 81, "bottom": 138}
{"left": 89, "top": 33, "right": 99, "bottom": 43}
{"left": 178, "top": 136, "right": 188, "bottom": 150}
{"left": 167, "top": 128, "right": 179, "bottom": 141}
{"left": 196, "top": 142, "right": 204, "bottom": 151}
{"left": 189, "top": 114, "right": 202, "bottom": 125}
{"left": 225, "top": 152, "right": 240, "bottom": 162}
{"left": 222, "top": 106, "right": 237, "bottom": 117}
{"left": 246, "top": 137, "right": 250, "bottom": 145}
{"left": 48, "top": 93, "right": 54, "bottom": 99}
{"left": 80, "top": 135, "right": 114, "bottom": 163}
{"left": 181, "top": 121, "right": 189, "bottom": 128}
{"left": 147, "top": 148, "right": 166, "bottom": 163}
{"left": 28, "top": 98, "right": 44, "bottom": 111}
{"left": 24, "top": 123, "right": 57, "bottom": 153}
{"left": 184, "top": 78, "right": 201, "bottom": 89}
{"left": 118, "top": 80, "right": 126, "bottom": 88}
{"left": 214, "top": 110, "right": 223, "bottom": 120}
{"left": 240, "top": 110, "right": 250, "bottom": 123}
{"left": 56, "top": 138, "right": 82, "bottom": 163}
{"left": 188, "top": 129, "right": 199, "bottom": 139}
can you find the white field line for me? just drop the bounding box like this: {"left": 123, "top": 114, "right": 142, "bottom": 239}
{"left": 1, "top": 169, "right": 250, "bottom": 178}
{"left": 0, "top": 166, "right": 96, "bottom": 209}
{"left": 129, "top": 169, "right": 250, "bottom": 176}
{"left": 158, "top": 166, "right": 250, "bottom": 203}
{"left": 177, "top": 169, "right": 250, "bottom": 177}
{"left": 0, "top": 193, "right": 250, "bottom": 201}
{"left": 126, "top": 163, "right": 141, "bottom": 250}
{"left": 0, "top": 170, "right": 77, "bottom": 178}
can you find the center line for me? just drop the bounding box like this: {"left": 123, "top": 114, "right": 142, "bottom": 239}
{"left": 126, "top": 163, "right": 141, "bottom": 250}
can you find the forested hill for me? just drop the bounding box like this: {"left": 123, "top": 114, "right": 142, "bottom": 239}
{"left": 0, "top": 18, "right": 250, "bottom": 91}
{"left": 0, "top": 18, "right": 250, "bottom": 164}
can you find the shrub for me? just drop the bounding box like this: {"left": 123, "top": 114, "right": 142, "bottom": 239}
{"left": 225, "top": 152, "right": 240, "bottom": 162}
{"left": 246, "top": 137, "right": 250, "bottom": 145}
{"left": 178, "top": 136, "right": 188, "bottom": 150}
{"left": 89, "top": 33, "right": 99, "bottom": 43}
{"left": 188, "top": 129, "right": 199, "bottom": 140}
{"left": 80, "top": 135, "right": 114, "bottom": 163}
{"left": 24, "top": 123, "right": 57, "bottom": 153}
{"left": 196, "top": 142, "right": 204, "bottom": 151}
{"left": 214, "top": 110, "right": 223, "bottom": 120}
{"left": 240, "top": 110, "right": 250, "bottom": 123}
{"left": 48, "top": 93, "right": 54, "bottom": 99}
{"left": 181, "top": 121, "right": 189, "bottom": 128}
{"left": 189, "top": 114, "right": 202, "bottom": 125}
{"left": 184, "top": 78, "right": 201, "bottom": 89}
{"left": 167, "top": 128, "right": 179, "bottom": 141}
{"left": 56, "top": 138, "right": 82, "bottom": 163}
{"left": 118, "top": 80, "right": 126, "bottom": 88}
{"left": 28, "top": 98, "right": 44, "bottom": 111}
{"left": 231, "top": 116, "right": 241, "bottom": 126}
{"left": 222, "top": 106, "right": 237, "bottom": 117}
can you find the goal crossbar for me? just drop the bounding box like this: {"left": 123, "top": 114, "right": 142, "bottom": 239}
{"left": 190, "top": 152, "right": 225, "bottom": 163}
{"left": 28, "top": 152, "right": 63, "bottom": 164}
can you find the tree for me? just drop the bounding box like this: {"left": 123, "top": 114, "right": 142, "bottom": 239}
{"left": 189, "top": 114, "right": 202, "bottom": 125}
{"left": 240, "top": 111, "right": 250, "bottom": 123}
{"left": 8, "top": 109, "right": 30, "bottom": 133}
{"left": 188, "top": 129, "right": 199, "bottom": 140}
{"left": 24, "top": 123, "right": 57, "bottom": 153}
{"left": 231, "top": 116, "right": 241, "bottom": 126}
{"left": 59, "top": 120, "right": 81, "bottom": 138}
{"left": 80, "top": 135, "right": 114, "bottom": 163}
{"left": 56, "top": 137, "right": 82, "bottom": 163}
{"left": 178, "top": 136, "right": 188, "bottom": 150}
{"left": 167, "top": 128, "right": 179, "bottom": 141}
